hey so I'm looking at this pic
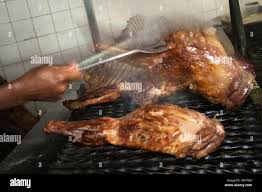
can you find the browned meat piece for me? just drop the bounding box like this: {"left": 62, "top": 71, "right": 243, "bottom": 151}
{"left": 63, "top": 28, "right": 255, "bottom": 110}
{"left": 63, "top": 85, "right": 121, "bottom": 110}
{"left": 164, "top": 30, "right": 255, "bottom": 109}
{"left": 44, "top": 104, "right": 225, "bottom": 159}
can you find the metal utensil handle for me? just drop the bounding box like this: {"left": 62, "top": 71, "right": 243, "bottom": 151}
{"left": 78, "top": 49, "right": 140, "bottom": 71}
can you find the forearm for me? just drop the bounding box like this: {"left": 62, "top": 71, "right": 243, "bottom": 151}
{"left": 0, "top": 80, "right": 26, "bottom": 110}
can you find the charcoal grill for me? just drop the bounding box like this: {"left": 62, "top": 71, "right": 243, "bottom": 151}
{"left": 31, "top": 0, "right": 262, "bottom": 174}
{"left": 0, "top": 0, "right": 261, "bottom": 175}
{"left": 47, "top": 91, "right": 262, "bottom": 174}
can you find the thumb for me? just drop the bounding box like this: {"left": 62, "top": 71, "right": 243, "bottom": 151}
{"left": 58, "top": 61, "right": 83, "bottom": 81}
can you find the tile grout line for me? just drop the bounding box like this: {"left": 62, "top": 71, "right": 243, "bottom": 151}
{"left": 67, "top": 0, "right": 82, "bottom": 61}
{"left": 3, "top": 0, "right": 25, "bottom": 77}
{"left": 0, "top": 44, "right": 90, "bottom": 67}
{"left": 0, "top": 24, "right": 89, "bottom": 48}
{"left": 1, "top": 4, "right": 84, "bottom": 24}
{"left": 46, "top": 0, "right": 68, "bottom": 64}
{"left": 25, "top": 0, "right": 43, "bottom": 70}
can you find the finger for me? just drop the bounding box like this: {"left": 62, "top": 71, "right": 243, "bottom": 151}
{"left": 55, "top": 62, "right": 83, "bottom": 81}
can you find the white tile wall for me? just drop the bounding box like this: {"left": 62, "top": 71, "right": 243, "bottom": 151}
{"left": 45, "top": 51, "right": 64, "bottom": 64}
{"left": 71, "top": 7, "right": 89, "bottom": 27}
{"left": 18, "top": 38, "right": 41, "bottom": 61}
{"left": 52, "top": 10, "right": 74, "bottom": 32}
{"left": 79, "top": 43, "right": 95, "bottom": 59}
{"left": 0, "top": 23, "right": 16, "bottom": 46}
{"left": 62, "top": 47, "right": 81, "bottom": 63}
{"left": 203, "top": 0, "right": 217, "bottom": 11}
{"left": 12, "top": 19, "right": 36, "bottom": 41}
{"left": 68, "top": 0, "right": 84, "bottom": 8}
{"left": 0, "top": 44, "right": 21, "bottom": 65}
{"left": 3, "top": 62, "right": 25, "bottom": 81}
{"left": 0, "top": 0, "right": 93, "bottom": 114}
{"left": 0, "top": 2, "right": 9, "bottom": 24}
{"left": 48, "top": 0, "right": 69, "bottom": 13}
{"left": 6, "top": 0, "right": 30, "bottom": 21}
{"left": 93, "top": 0, "right": 240, "bottom": 42}
{"left": 0, "top": 67, "right": 6, "bottom": 79}
{"left": 23, "top": 59, "right": 42, "bottom": 72}
{"left": 33, "top": 15, "right": 55, "bottom": 36}
{"left": 75, "top": 26, "right": 92, "bottom": 46}
{"left": 27, "top": 0, "right": 50, "bottom": 17}
{"left": 57, "top": 29, "right": 78, "bottom": 50}
{"left": 38, "top": 33, "right": 59, "bottom": 55}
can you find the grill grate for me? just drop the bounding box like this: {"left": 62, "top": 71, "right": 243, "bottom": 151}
{"left": 247, "top": 39, "right": 262, "bottom": 87}
{"left": 48, "top": 92, "right": 262, "bottom": 174}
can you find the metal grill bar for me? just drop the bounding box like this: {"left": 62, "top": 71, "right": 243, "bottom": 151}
{"left": 47, "top": 92, "right": 262, "bottom": 174}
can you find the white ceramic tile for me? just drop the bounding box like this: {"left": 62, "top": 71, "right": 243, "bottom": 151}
{"left": 24, "top": 101, "right": 38, "bottom": 116}
{"left": 38, "top": 34, "right": 59, "bottom": 55}
{"left": 18, "top": 38, "right": 41, "bottom": 61}
{"left": 217, "top": 0, "right": 229, "bottom": 16}
{"left": 0, "top": 67, "right": 6, "bottom": 79}
{"left": 0, "top": 3, "right": 10, "bottom": 23}
{"left": 68, "top": 0, "right": 84, "bottom": 8}
{"left": 23, "top": 60, "right": 42, "bottom": 72}
{"left": 187, "top": 0, "right": 204, "bottom": 13}
{"left": 6, "top": 0, "right": 30, "bottom": 21}
{"left": 57, "top": 29, "right": 77, "bottom": 50}
{"left": 107, "top": 0, "right": 129, "bottom": 18}
{"left": 3, "top": 63, "right": 25, "bottom": 81}
{"left": 13, "top": 19, "right": 36, "bottom": 42}
{"left": 33, "top": 15, "right": 55, "bottom": 36}
{"left": 52, "top": 10, "right": 74, "bottom": 32}
{"left": 45, "top": 52, "right": 64, "bottom": 64}
{"left": 0, "top": 44, "right": 21, "bottom": 65}
{"left": 48, "top": 0, "right": 69, "bottom": 13}
{"left": 202, "top": 0, "right": 217, "bottom": 12}
{"left": 23, "top": 60, "right": 33, "bottom": 72}
{"left": 79, "top": 44, "right": 94, "bottom": 59}
{"left": 62, "top": 47, "right": 81, "bottom": 63}
{"left": 75, "top": 26, "right": 92, "bottom": 46}
{"left": 27, "top": 0, "right": 50, "bottom": 17}
{"left": 204, "top": 9, "right": 218, "bottom": 22}
{"left": 92, "top": 0, "right": 109, "bottom": 19}
{"left": 71, "top": 7, "right": 88, "bottom": 27}
{"left": 0, "top": 23, "right": 16, "bottom": 46}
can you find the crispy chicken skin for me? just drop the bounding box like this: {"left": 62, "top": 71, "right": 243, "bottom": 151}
{"left": 64, "top": 28, "right": 255, "bottom": 110}
{"left": 45, "top": 104, "right": 225, "bottom": 159}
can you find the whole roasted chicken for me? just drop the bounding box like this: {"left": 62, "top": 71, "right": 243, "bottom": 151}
{"left": 64, "top": 27, "right": 255, "bottom": 110}
{"left": 45, "top": 104, "right": 225, "bottom": 159}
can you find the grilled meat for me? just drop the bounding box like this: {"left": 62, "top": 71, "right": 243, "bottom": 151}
{"left": 45, "top": 104, "right": 225, "bottom": 159}
{"left": 64, "top": 28, "right": 255, "bottom": 110}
